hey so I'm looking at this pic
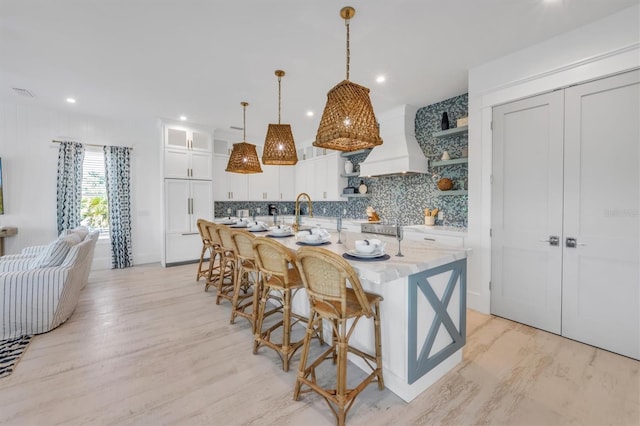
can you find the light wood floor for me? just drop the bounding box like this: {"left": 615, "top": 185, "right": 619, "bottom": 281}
{"left": 0, "top": 263, "right": 638, "bottom": 425}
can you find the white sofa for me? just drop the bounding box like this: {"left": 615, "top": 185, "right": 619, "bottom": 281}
{"left": 0, "top": 228, "right": 99, "bottom": 339}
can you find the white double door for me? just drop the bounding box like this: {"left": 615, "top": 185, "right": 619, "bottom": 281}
{"left": 491, "top": 70, "right": 639, "bottom": 359}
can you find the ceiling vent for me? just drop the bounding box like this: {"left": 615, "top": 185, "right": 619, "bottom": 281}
{"left": 12, "top": 87, "right": 35, "bottom": 98}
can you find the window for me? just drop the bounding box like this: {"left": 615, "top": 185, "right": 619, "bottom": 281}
{"left": 81, "top": 148, "right": 109, "bottom": 236}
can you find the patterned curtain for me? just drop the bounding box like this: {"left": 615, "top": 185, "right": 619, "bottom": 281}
{"left": 104, "top": 146, "right": 133, "bottom": 269}
{"left": 56, "top": 142, "right": 85, "bottom": 235}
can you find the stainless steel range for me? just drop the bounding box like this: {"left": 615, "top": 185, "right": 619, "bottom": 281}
{"left": 360, "top": 222, "right": 399, "bottom": 236}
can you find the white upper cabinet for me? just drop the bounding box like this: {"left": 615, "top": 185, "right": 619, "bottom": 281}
{"left": 213, "top": 138, "right": 296, "bottom": 201}
{"left": 278, "top": 166, "right": 295, "bottom": 200}
{"left": 213, "top": 154, "right": 248, "bottom": 201}
{"left": 295, "top": 152, "right": 346, "bottom": 201}
{"left": 164, "top": 125, "right": 213, "bottom": 180}
{"left": 166, "top": 127, "right": 212, "bottom": 152}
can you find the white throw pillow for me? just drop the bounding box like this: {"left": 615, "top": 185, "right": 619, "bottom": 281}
{"left": 62, "top": 226, "right": 90, "bottom": 240}
{"left": 29, "top": 234, "right": 81, "bottom": 269}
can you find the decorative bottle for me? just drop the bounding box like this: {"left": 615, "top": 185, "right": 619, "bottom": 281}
{"left": 441, "top": 112, "right": 450, "bottom": 130}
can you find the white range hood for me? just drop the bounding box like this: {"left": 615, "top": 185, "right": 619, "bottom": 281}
{"left": 358, "top": 104, "right": 429, "bottom": 177}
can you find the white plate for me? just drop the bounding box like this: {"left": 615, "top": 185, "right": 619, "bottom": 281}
{"left": 298, "top": 238, "right": 331, "bottom": 246}
{"left": 229, "top": 223, "right": 248, "bottom": 228}
{"left": 346, "top": 249, "right": 386, "bottom": 258}
{"left": 267, "top": 232, "right": 294, "bottom": 238}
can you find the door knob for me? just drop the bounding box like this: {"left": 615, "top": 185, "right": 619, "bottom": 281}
{"left": 540, "top": 236, "right": 559, "bottom": 246}
{"left": 566, "top": 237, "right": 586, "bottom": 248}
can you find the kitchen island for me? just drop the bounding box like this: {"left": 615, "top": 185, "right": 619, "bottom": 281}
{"left": 268, "top": 229, "right": 468, "bottom": 403}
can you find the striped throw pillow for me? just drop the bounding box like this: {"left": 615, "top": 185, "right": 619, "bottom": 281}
{"left": 29, "top": 234, "right": 81, "bottom": 269}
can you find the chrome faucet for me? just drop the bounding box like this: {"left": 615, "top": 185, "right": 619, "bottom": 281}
{"left": 293, "top": 192, "right": 313, "bottom": 232}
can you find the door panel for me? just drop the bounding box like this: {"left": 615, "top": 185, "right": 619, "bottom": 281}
{"left": 165, "top": 180, "right": 190, "bottom": 234}
{"left": 491, "top": 90, "right": 564, "bottom": 334}
{"left": 562, "top": 70, "right": 639, "bottom": 359}
{"left": 190, "top": 180, "right": 213, "bottom": 231}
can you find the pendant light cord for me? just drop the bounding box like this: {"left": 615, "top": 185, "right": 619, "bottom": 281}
{"left": 345, "top": 17, "right": 350, "bottom": 81}
{"left": 277, "top": 74, "right": 282, "bottom": 124}
{"left": 243, "top": 103, "right": 247, "bottom": 142}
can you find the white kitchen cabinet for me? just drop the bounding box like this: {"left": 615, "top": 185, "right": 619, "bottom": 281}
{"left": 164, "top": 179, "right": 212, "bottom": 265}
{"left": 165, "top": 148, "right": 212, "bottom": 180}
{"left": 248, "top": 162, "right": 279, "bottom": 201}
{"left": 213, "top": 154, "right": 248, "bottom": 200}
{"left": 295, "top": 157, "right": 314, "bottom": 198}
{"left": 166, "top": 127, "right": 212, "bottom": 152}
{"left": 294, "top": 152, "right": 346, "bottom": 202}
{"left": 164, "top": 125, "right": 213, "bottom": 180}
{"left": 297, "top": 153, "right": 346, "bottom": 201}
{"left": 278, "top": 166, "right": 295, "bottom": 200}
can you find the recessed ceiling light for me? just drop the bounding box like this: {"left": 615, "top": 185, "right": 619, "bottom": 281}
{"left": 306, "top": 110, "right": 314, "bottom": 117}
{"left": 376, "top": 75, "right": 386, "bottom": 83}
{"left": 66, "top": 98, "right": 76, "bottom": 104}
{"left": 179, "top": 115, "right": 187, "bottom": 121}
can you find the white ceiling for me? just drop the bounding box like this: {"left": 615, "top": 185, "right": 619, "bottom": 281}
{"left": 1, "top": 0, "right": 638, "bottom": 144}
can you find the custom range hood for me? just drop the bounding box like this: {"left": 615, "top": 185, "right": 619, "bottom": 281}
{"left": 358, "top": 104, "right": 429, "bottom": 177}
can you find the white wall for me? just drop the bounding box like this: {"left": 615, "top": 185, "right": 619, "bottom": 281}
{"left": 0, "top": 101, "right": 162, "bottom": 269}
{"left": 466, "top": 5, "right": 640, "bottom": 313}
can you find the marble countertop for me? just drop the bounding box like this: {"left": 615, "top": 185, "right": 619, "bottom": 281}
{"left": 262, "top": 230, "right": 468, "bottom": 285}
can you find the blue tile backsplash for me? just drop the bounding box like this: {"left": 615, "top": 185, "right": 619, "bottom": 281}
{"left": 215, "top": 94, "right": 468, "bottom": 227}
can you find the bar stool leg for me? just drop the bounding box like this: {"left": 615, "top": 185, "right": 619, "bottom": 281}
{"left": 293, "top": 309, "right": 316, "bottom": 400}
{"left": 374, "top": 301, "right": 384, "bottom": 389}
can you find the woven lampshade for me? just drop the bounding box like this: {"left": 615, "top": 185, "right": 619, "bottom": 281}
{"left": 226, "top": 142, "right": 263, "bottom": 174}
{"left": 263, "top": 124, "right": 298, "bottom": 165}
{"left": 314, "top": 80, "right": 383, "bottom": 152}
{"left": 226, "top": 102, "right": 263, "bottom": 174}
{"left": 313, "top": 6, "right": 382, "bottom": 152}
{"left": 263, "top": 70, "right": 298, "bottom": 165}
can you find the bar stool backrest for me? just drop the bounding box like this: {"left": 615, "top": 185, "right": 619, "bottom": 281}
{"left": 197, "top": 219, "right": 211, "bottom": 245}
{"left": 217, "top": 225, "right": 237, "bottom": 254}
{"left": 296, "top": 246, "right": 373, "bottom": 319}
{"left": 231, "top": 229, "right": 256, "bottom": 261}
{"left": 252, "top": 237, "right": 296, "bottom": 285}
{"left": 205, "top": 222, "right": 222, "bottom": 248}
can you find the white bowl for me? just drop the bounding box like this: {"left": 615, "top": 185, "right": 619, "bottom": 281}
{"left": 354, "top": 240, "right": 377, "bottom": 254}
{"left": 270, "top": 226, "right": 290, "bottom": 235}
{"left": 304, "top": 233, "right": 320, "bottom": 242}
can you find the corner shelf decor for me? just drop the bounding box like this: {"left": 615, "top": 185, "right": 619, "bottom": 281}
{"left": 340, "top": 172, "right": 360, "bottom": 178}
{"left": 432, "top": 125, "right": 468, "bottom": 139}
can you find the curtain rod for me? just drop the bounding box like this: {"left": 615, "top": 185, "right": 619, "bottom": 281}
{"left": 52, "top": 140, "right": 133, "bottom": 150}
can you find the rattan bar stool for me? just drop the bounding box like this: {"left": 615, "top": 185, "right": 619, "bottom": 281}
{"left": 252, "top": 237, "right": 322, "bottom": 372}
{"left": 215, "top": 225, "right": 241, "bottom": 305}
{"left": 205, "top": 223, "right": 235, "bottom": 301}
{"left": 196, "top": 219, "right": 216, "bottom": 283}
{"left": 229, "top": 229, "right": 260, "bottom": 330}
{"left": 294, "top": 247, "right": 384, "bottom": 426}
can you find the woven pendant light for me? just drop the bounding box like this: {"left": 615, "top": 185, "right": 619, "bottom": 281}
{"left": 226, "top": 102, "right": 263, "bottom": 174}
{"left": 313, "top": 6, "right": 382, "bottom": 152}
{"left": 263, "top": 70, "right": 298, "bottom": 165}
